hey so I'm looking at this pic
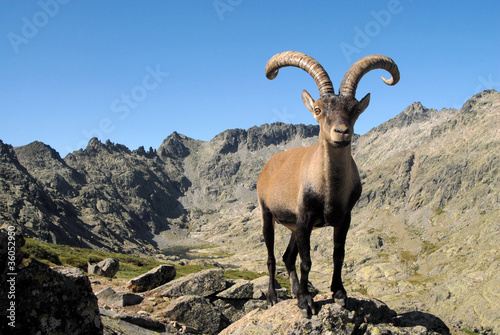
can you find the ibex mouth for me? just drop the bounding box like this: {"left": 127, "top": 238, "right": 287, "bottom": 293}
{"left": 333, "top": 140, "right": 350, "bottom": 148}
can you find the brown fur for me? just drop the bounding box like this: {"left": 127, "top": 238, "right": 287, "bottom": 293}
{"left": 258, "top": 52, "right": 399, "bottom": 316}
{"left": 257, "top": 92, "right": 368, "bottom": 315}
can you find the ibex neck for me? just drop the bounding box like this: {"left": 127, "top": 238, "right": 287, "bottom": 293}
{"left": 318, "top": 134, "right": 353, "bottom": 181}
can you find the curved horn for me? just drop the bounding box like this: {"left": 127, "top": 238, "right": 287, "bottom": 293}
{"left": 265, "top": 51, "right": 335, "bottom": 96}
{"left": 339, "top": 55, "right": 400, "bottom": 97}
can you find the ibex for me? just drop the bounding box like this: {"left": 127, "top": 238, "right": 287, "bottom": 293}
{"left": 257, "top": 51, "right": 399, "bottom": 316}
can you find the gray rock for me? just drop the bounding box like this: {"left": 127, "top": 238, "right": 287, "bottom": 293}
{"left": 127, "top": 264, "right": 176, "bottom": 292}
{"left": 250, "top": 275, "right": 289, "bottom": 300}
{"left": 95, "top": 287, "right": 143, "bottom": 307}
{"left": 88, "top": 258, "right": 119, "bottom": 278}
{"left": 428, "top": 284, "right": 451, "bottom": 303}
{"left": 0, "top": 260, "right": 102, "bottom": 335}
{"left": 216, "top": 279, "right": 254, "bottom": 299}
{"left": 148, "top": 268, "right": 226, "bottom": 298}
{"left": 163, "top": 295, "right": 225, "bottom": 334}
{"left": 212, "top": 299, "right": 245, "bottom": 324}
{"left": 101, "top": 315, "right": 180, "bottom": 335}
{"left": 111, "top": 312, "right": 166, "bottom": 331}
{"left": 213, "top": 298, "right": 268, "bottom": 324}
{"left": 220, "top": 293, "right": 450, "bottom": 335}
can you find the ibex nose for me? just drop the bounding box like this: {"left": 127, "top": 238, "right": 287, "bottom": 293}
{"left": 334, "top": 125, "right": 349, "bottom": 134}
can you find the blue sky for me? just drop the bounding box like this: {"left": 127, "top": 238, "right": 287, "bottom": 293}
{"left": 1, "top": 1, "right": 499, "bottom": 157}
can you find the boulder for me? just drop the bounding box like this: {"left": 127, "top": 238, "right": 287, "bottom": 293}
{"left": 95, "top": 287, "right": 143, "bottom": 307}
{"left": 0, "top": 260, "right": 102, "bottom": 335}
{"left": 220, "top": 292, "right": 450, "bottom": 335}
{"left": 100, "top": 309, "right": 169, "bottom": 333}
{"left": 216, "top": 279, "right": 254, "bottom": 299}
{"left": 148, "top": 268, "right": 226, "bottom": 298}
{"left": 162, "top": 295, "right": 226, "bottom": 334}
{"left": 88, "top": 258, "right": 120, "bottom": 278}
{"left": 213, "top": 298, "right": 268, "bottom": 324}
{"left": 127, "top": 264, "right": 176, "bottom": 292}
{"left": 250, "top": 275, "right": 290, "bottom": 300}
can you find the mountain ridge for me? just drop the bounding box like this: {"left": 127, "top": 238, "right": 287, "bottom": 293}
{"left": 1, "top": 89, "right": 498, "bottom": 332}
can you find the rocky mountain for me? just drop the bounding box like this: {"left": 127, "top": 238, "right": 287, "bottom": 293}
{"left": 0, "top": 89, "right": 498, "bottom": 333}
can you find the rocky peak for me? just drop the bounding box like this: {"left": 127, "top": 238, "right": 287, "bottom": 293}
{"left": 87, "top": 136, "right": 105, "bottom": 149}
{"left": 461, "top": 89, "right": 498, "bottom": 112}
{"left": 82, "top": 138, "right": 131, "bottom": 156}
{"left": 210, "top": 128, "right": 248, "bottom": 154}
{"left": 158, "top": 131, "right": 192, "bottom": 160}
{"left": 370, "top": 101, "right": 438, "bottom": 134}
{"left": 0, "top": 140, "right": 19, "bottom": 166}
{"left": 134, "top": 146, "right": 157, "bottom": 158}
{"left": 14, "top": 141, "right": 63, "bottom": 165}
{"left": 459, "top": 89, "right": 499, "bottom": 127}
{"left": 14, "top": 141, "right": 85, "bottom": 196}
{"left": 246, "top": 122, "right": 319, "bottom": 151}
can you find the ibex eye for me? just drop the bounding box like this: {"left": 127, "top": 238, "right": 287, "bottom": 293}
{"left": 314, "top": 108, "right": 321, "bottom": 115}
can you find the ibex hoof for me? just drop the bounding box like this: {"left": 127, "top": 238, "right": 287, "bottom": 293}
{"left": 334, "top": 290, "right": 347, "bottom": 307}
{"left": 298, "top": 294, "right": 317, "bottom": 318}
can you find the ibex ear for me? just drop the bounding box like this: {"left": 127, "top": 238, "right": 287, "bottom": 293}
{"left": 358, "top": 93, "right": 370, "bottom": 115}
{"left": 302, "top": 90, "right": 315, "bottom": 114}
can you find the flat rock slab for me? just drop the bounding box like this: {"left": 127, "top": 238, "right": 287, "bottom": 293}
{"left": 127, "top": 264, "right": 176, "bottom": 293}
{"left": 250, "top": 275, "right": 289, "bottom": 300}
{"left": 216, "top": 279, "right": 254, "bottom": 299}
{"left": 148, "top": 268, "right": 226, "bottom": 298}
{"left": 96, "top": 287, "right": 143, "bottom": 307}
{"left": 163, "top": 295, "right": 225, "bottom": 335}
{"left": 102, "top": 316, "right": 180, "bottom": 335}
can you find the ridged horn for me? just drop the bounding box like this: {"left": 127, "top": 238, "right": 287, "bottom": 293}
{"left": 265, "top": 51, "right": 335, "bottom": 96}
{"left": 339, "top": 55, "right": 400, "bottom": 97}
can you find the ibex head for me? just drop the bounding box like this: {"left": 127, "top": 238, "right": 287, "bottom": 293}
{"left": 265, "top": 51, "right": 400, "bottom": 148}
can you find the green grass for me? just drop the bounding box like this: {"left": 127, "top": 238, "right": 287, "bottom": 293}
{"left": 174, "top": 264, "right": 216, "bottom": 279}
{"left": 224, "top": 269, "right": 291, "bottom": 294}
{"left": 23, "top": 238, "right": 168, "bottom": 279}
{"left": 161, "top": 244, "right": 234, "bottom": 260}
{"left": 462, "top": 329, "right": 480, "bottom": 335}
{"left": 433, "top": 205, "right": 446, "bottom": 216}
{"left": 21, "top": 238, "right": 273, "bottom": 286}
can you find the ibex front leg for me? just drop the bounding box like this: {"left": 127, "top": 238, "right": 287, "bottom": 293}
{"left": 295, "top": 216, "right": 317, "bottom": 316}
{"left": 331, "top": 215, "right": 351, "bottom": 307}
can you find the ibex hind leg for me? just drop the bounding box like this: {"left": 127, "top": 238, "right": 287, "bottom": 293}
{"left": 262, "top": 206, "right": 278, "bottom": 306}
{"left": 283, "top": 232, "right": 299, "bottom": 298}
